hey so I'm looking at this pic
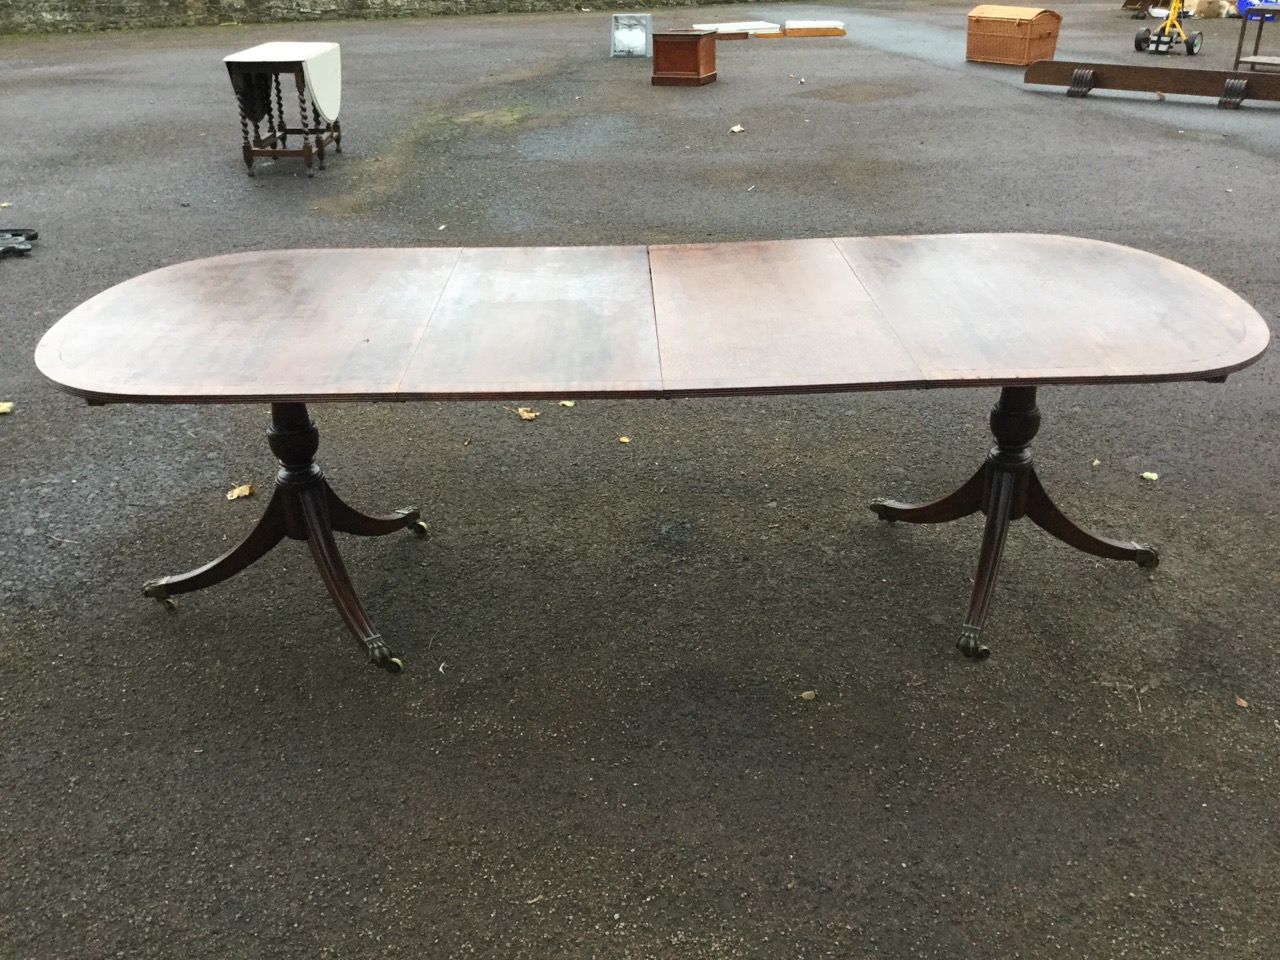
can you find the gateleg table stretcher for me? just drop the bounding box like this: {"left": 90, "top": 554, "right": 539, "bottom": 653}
{"left": 35, "top": 235, "right": 1270, "bottom": 670}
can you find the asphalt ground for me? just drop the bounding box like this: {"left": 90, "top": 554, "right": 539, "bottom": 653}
{"left": 2, "top": 2, "right": 1279, "bottom": 957}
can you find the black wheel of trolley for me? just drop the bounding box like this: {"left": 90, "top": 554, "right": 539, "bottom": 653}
{"left": 1186, "top": 31, "right": 1203, "bottom": 55}
{"left": 1135, "top": 27, "right": 1152, "bottom": 51}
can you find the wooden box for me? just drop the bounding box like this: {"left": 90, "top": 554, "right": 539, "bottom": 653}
{"left": 966, "top": 6, "right": 1061, "bottom": 65}
{"left": 652, "top": 30, "right": 717, "bottom": 86}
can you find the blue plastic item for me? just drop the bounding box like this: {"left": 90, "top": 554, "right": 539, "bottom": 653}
{"left": 1238, "top": 0, "right": 1278, "bottom": 22}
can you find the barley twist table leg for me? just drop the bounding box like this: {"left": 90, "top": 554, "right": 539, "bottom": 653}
{"left": 272, "top": 73, "right": 285, "bottom": 147}
{"left": 295, "top": 68, "right": 314, "bottom": 176}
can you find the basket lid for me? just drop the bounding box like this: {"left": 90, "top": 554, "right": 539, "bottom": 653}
{"left": 968, "top": 5, "right": 1062, "bottom": 21}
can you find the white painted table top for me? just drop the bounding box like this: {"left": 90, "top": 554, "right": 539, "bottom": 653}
{"left": 223, "top": 42, "right": 341, "bottom": 123}
{"left": 691, "top": 21, "right": 781, "bottom": 34}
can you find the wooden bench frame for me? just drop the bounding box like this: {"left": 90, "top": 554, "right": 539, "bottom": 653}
{"left": 1024, "top": 58, "right": 1280, "bottom": 108}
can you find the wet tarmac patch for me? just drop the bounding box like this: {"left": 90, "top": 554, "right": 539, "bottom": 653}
{"left": 311, "top": 105, "right": 531, "bottom": 217}
{"left": 455, "top": 105, "right": 529, "bottom": 127}
{"left": 648, "top": 518, "right": 696, "bottom": 553}
{"left": 806, "top": 81, "right": 919, "bottom": 103}
{"left": 516, "top": 114, "right": 644, "bottom": 161}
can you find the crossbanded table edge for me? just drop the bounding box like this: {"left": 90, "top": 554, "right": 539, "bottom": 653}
{"left": 35, "top": 234, "right": 1270, "bottom": 406}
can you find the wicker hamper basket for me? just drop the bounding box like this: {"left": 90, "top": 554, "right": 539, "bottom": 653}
{"left": 966, "top": 6, "right": 1062, "bottom": 65}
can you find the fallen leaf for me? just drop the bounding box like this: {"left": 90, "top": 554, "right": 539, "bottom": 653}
{"left": 788, "top": 73, "right": 797, "bottom": 78}
{"left": 0, "top": 401, "right": 14, "bottom": 414}
{"left": 1092, "top": 458, "right": 1101, "bottom": 467}
{"left": 618, "top": 436, "right": 631, "bottom": 443}
{"left": 516, "top": 407, "right": 540, "bottom": 420}
{"left": 729, "top": 124, "right": 745, "bottom": 133}
{"left": 558, "top": 400, "right": 576, "bottom": 407}
{"left": 1236, "top": 696, "right": 1249, "bottom": 708}
{"left": 1140, "top": 471, "right": 1159, "bottom": 481}
{"left": 526, "top": 894, "right": 544, "bottom": 904}
{"left": 0, "top": 202, "right": 10, "bottom": 208}
{"left": 798, "top": 78, "right": 806, "bottom": 84}
{"left": 800, "top": 690, "right": 817, "bottom": 700}
{"left": 437, "top": 224, "right": 446, "bottom": 231}
{"left": 226, "top": 483, "right": 254, "bottom": 500}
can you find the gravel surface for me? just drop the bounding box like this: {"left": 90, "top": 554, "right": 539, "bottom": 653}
{"left": 2, "top": 3, "right": 1278, "bottom": 957}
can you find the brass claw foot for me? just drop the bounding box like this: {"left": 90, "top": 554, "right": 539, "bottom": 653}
{"left": 365, "top": 637, "right": 404, "bottom": 673}
{"left": 395, "top": 508, "right": 428, "bottom": 537}
{"left": 957, "top": 625, "right": 990, "bottom": 660}
{"left": 868, "top": 497, "right": 896, "bottom": 520}
{"left": 143, "top": 579, "right": 178, "bottom": 613}
{"left": 1134, "top": 544, "right": 1160, "bottom": 569}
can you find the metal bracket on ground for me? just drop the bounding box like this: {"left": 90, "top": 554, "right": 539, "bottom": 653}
{"left": 0, "top": 229, "right": 38, "bottom": 257}
{"left": 1067, "top": 68, "right": 1096, "bottom": 97}
{"left": 1220, "top": 77, "right": 1250, "bottom": 109}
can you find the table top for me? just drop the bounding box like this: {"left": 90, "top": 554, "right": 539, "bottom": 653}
{"left": 223, "top": 42, "right": 341, "bottom": 122}
{"left": 35, "top": 234, "right": 1270, "bottom": 405}
{"left": 223, "top": 42, "right": 339, "bottom": 65}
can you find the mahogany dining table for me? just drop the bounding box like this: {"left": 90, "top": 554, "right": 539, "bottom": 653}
{"left": 34, "top": 234, "right": 1270, "bottom": 671}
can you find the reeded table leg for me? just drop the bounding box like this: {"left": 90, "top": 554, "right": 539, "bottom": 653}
{"left": 144, "top": 402, "right": 426, "bottom": 672}
{"left": 870, "top": 386, "right": 1158, "bottom": 658}
{"left": 870, "top": 464, "right": 985, "bottom": 524}
{"left": 1024, "top": 470, "right": 1158, "bottom": 567}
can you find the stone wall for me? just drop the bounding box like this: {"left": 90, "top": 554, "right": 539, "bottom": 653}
{"left": 0, "top": 0, "right": 728, "bottom": 33}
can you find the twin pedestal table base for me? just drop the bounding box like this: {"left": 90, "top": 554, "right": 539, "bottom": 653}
{"left": 34, "top": 236, "right": 1270, "bottom": 671}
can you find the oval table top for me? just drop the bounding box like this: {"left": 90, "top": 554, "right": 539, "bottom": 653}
{"left": 35, "top": 234, "right": 1270, "bottom": 405}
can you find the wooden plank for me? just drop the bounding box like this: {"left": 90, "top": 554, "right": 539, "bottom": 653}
{"left": 1024, "top": 58, "right": 1280, "bottom": 102}
{"left": 783, "top": 25, "right": 847, "bottom": 38}
{"left": 1237, "top": 55, "right": 1280, "bottom": 69}
{"left": 399, "top": 245, "right": 663, "bottom": 398}
{"left": 649, "top": 238, "right": 924, "bottom": 394}
{"left": 834, "top": 234, "right": 1270, "bottom": 385}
